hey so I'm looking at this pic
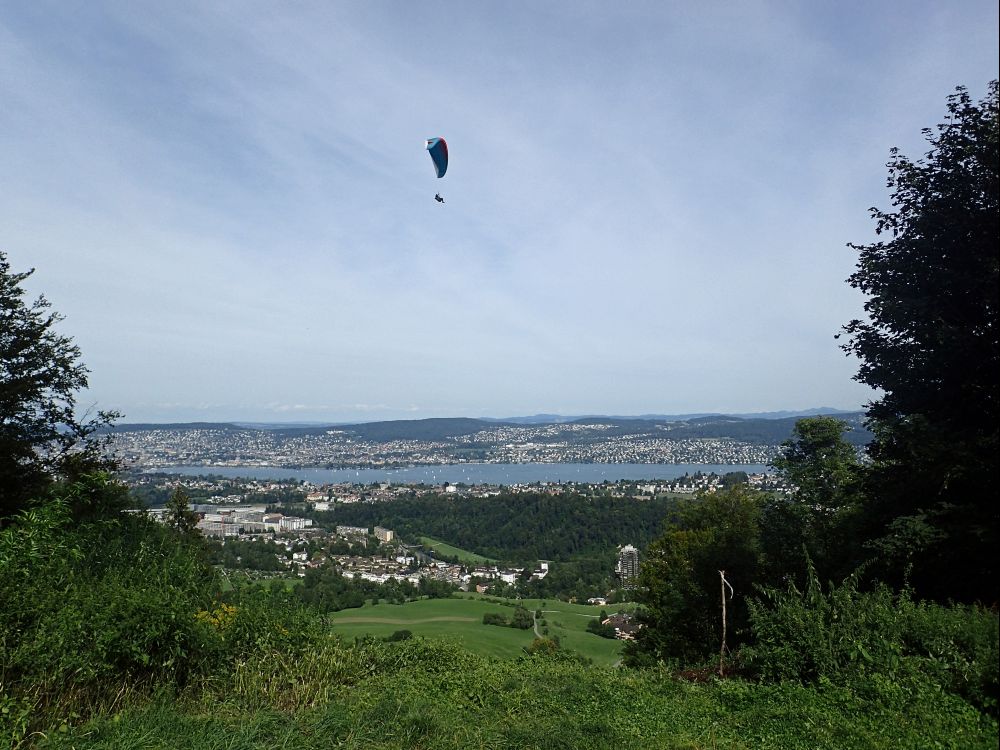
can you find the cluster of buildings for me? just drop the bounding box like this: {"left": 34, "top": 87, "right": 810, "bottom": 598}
{"left": 111, "top": 427, "right": 455, "bottom": 469}
{"left": 142, "top": 503, "right": 316, "bottom": 538}
{"left": 329, "top": 556, "right": 551, "bottom": 591}
{"left": 109, "top": 422, "right": 780, "bottom": 470}
{"left": 486, "top": 436, "right": 774, "bottom": 465}
{"left": 195, "top": 507, "right": 313, "bottom": 537}
{"left": 468, "top": 561, "right": 550, "bottom": 588}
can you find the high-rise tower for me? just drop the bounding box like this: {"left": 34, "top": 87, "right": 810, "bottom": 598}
{"left": 616, "top": 544, "right": 639, "bottom": 585}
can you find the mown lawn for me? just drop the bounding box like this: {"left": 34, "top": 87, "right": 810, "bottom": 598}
{"left": 328, "top": 595, "right": 626, "bottom": 665}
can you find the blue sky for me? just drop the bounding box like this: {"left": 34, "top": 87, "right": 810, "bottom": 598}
{"left": 2, "top": 1, "right": 997, "bottom": 423}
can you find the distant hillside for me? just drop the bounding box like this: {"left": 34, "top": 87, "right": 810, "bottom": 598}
{"left": 326, "top": 417, "right": 497, "bottom": 442}
{"left": 108, "top": 412, "right": 871, "bottom": 446}
{"left": 650, "top": 414, "right": 871, "bottom": 446}
{"left": 488, "top": 407, "right": 862, "bottom": 423}
{"left": 104, "top": 422, "right": 248, "bottom": 432}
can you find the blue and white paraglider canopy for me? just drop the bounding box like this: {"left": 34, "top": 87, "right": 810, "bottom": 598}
{"left": 425, "top": 137, "right": 448, "bottom": 178}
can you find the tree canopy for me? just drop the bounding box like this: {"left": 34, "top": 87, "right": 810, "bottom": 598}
{"left": 625, "top": 485, "right": 765, "bottom": 665}
{"left": 840, "top": 82, "right": 999, "bottom": 602}
{"left": 763, "top": 417, "right": 863, "bottom": 585}
{"left": 0, "top": 251, "right": 118, "bottom": 521}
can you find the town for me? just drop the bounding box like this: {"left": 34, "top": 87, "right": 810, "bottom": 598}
{"left": 130, "top": 470, "right": 788, "bottom": 616}
{"left": 108, "top": 420, "right": 782, "bottom": 469}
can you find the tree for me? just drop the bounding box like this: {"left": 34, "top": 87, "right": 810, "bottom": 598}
{"left": 840, "top": 82, "right": 999, "bottom": 602}
{"left": 764, "top": 417, "right": 863, "bottom": 585}
{"left": 1, "top": 251, "right": 119, "bottom": 522}
{"left": 510, "top": 605, "right": 534, "bottom": 630}
{"left": 721, "top": 471, "right": 749, "bottom": 489}
{"left": 165, "top": 487, "right": 200, "bottom": 535}
{"left": 625, "top": 484, "right": 765, "bottom": 665}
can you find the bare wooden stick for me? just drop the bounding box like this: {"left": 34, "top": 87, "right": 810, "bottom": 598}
{"left": 719, "top": 570, "right": 733, "bottom": 677}
{"left": 720, "top": 569, "right": 726, "bottom": 676}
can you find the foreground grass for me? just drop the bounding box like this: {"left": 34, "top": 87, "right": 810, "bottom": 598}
{"left": 35, "top": 640, "right": 997, "bottom": 750}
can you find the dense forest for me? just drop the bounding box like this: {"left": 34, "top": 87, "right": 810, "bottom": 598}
{"left": 307, "top": 491, "right": 678, "bottom": 563}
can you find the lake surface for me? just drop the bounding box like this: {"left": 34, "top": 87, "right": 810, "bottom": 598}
{"left": 156, "top": 462, "right": 771, "bottom": 485}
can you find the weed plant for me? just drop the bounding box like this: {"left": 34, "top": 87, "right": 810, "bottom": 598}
{"left": 743, "top": 562, "right": 999, "bottom": 715}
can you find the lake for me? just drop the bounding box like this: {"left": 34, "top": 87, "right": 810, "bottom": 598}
{"left": 156, "top": 462, "right": 771, "bottom": 485}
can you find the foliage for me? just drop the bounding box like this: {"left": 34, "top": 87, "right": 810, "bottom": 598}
{"left": 772, "top": 417, "right": 862, "bottom": 510}
{"left": 840, "top": 82, "right": 999, "bottom": 602}
{"left": 510, "top": 605, "right": 534, "bottom": 629}
{"left": 721, "top": 470, "right": 749, "bottom": 488}
{"left": 524, "top": 636, "right": 562, "bottom": 656}
{"left": 207, "top": 536, "right": 286, "bottom": 572}
{"left": 165, "top": 486, "right": 199, "bottom": 534}
{"left": 0, "top": 251, "right": 120, "bottom": 523}
{"left": 764, "top": 417, "right": 863, "bottom": 586}
{"left": 743, "top": 563, "right": 999, "bottom": 715}
{"left": 217, "top": 586, "right": 327, "bottom": 659}
{"left": 0, "top": 484, "right": 221, "bottom": 733}
{"left": 312, "top": 489, "right": 678, "bottom": 563}
{"left": 626, "top": 484, "right": 765, "bottom": 665}
{"left": 587, "top": 618, "right": 617, "bottom": 639}
{"left": 296, "top": 565, "right": 385, "bottom": 612}
{"left": 522, "top": 555, "right": 618, "bottom": 601}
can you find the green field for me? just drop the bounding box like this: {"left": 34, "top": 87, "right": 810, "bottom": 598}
{"left": 418, "top": 536, "right": 496, "bottom": 564}
{"left": 328, "top": 595, "right": 626, "bottom": 665}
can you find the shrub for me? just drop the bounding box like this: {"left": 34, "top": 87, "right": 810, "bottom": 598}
{"left": 586, "top": 618, "right": 617, "bottom": 639}
{"left": 0, "top": 482, "right": 224, "bottom": 732}
{"left": 510, "top": 606, "right": 534, "bottom": 630}
{"left": 743, "top": 562, "right": 999, "bottom": 715}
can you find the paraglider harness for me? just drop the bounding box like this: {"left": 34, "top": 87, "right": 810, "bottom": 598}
{"left": 434, "top": 193, "right": 445, "bottom": 203}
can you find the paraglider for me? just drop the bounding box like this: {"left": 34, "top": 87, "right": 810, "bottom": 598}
{"left": 426, "top": 137, "right": 447, "bottom": 202}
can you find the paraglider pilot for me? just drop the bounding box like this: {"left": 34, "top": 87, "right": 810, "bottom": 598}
{"left": 434, "top": 193, "right": 444, "bottom": 203}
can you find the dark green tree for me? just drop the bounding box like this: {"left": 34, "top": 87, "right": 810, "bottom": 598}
{"left": 1, "top": 251, "right": 119, "bottom": 522}
{"left": 721, "top": 471, "right": 749, "bottom": 489}
{"left": 840, "top": 82, "right": 999, "bottom": 602}
{"left": 165, "top": 487, "right": 199, "bottom": 535}
{"left": 764, "top": 417, "right": 863, "bottom": 585}
{"left": 510, "top": 605, "right": 534, "bottom": 630}
{"left": 625, "top": 484, "right": 765, "bottom": 666}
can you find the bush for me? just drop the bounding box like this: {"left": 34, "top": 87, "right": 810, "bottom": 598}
{"left": 743, "top": 563, "right": 999, "bottom": 715}
{"left": 586, "top": 618, "right": 617, "bottom": 639}
{"left": 510, "top": 606, "right": 534, "bottom": 630}
{"left": 0, "top": 481, "right": 224, "bottom": 734}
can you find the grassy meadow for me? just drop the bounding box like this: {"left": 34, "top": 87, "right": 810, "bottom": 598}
{"left": 417, "top": 536, "right": 496, "bottom": 564}
{"left": 328, "top": 595, "right": 626, "bottom": 665}
{"left": 37, "top": 639, "right": 999, "bottom": 750}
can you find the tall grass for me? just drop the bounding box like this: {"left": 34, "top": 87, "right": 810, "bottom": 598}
{"left": 37, "top": 640, "right": 1000, "bottom": 750}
